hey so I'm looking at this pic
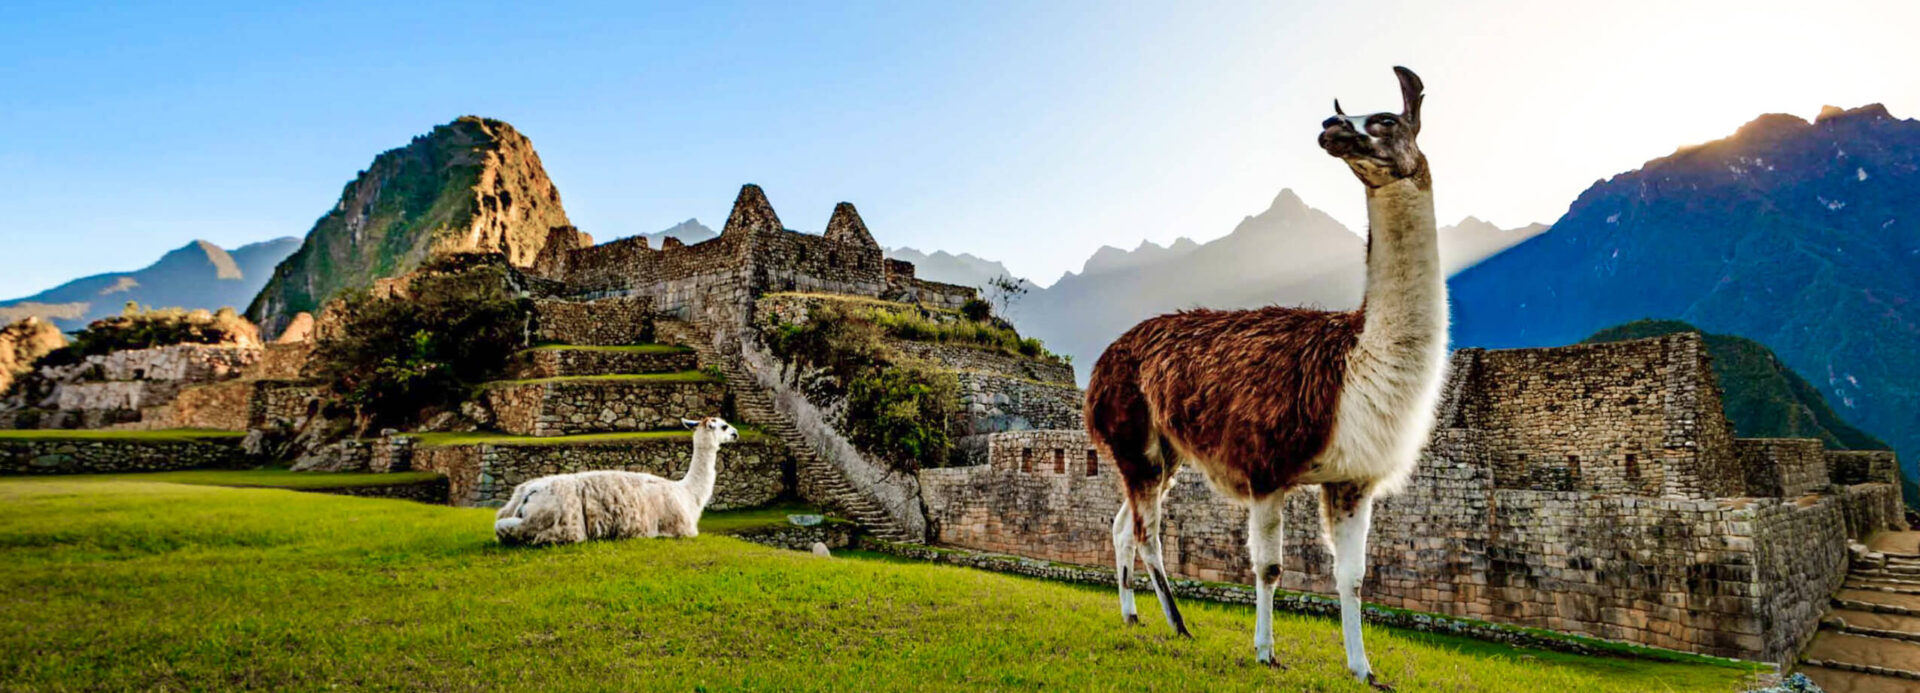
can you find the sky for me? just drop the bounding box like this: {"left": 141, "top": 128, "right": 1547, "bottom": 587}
{"left": 3, "top": 0, "right": 1917, "bottom": 299}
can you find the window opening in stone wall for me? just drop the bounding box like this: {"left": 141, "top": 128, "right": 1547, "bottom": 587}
{"left": 1021, "top": 448, "right": 1032, "bottom": 473}
{"left": 1054, "top": 448, "right": 1065, "bottom": 474}
{"left": 1087, "top": 450, "right": 1099, "bottom": 476}
{"left": 1625, "top": 454, "right": 1638, "bottom": 480}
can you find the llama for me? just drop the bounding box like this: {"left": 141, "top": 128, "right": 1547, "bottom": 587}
{"left": 1084, "top": 67, "right": 1441, "bottom": 690}
{"left": 493, "top": 417, "right": 741, "bottom": 545}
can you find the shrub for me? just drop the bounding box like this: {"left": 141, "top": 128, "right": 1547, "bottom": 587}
{"left": 960, "top": 298, "right": 992, "bottom": 323}
{"left": 844, "top": 364, "right": 958, "bottom": 470}
{"left": 313, "top": 257, "right": 530, "bottom": 432}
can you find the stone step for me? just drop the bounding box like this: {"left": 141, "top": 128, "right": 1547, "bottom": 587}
{"left": 1800, "top": 664, "right": 1920, "bottom": 693}
{"left": 1849, "top": 580, "right": 1920, "bottom": 596}
{"left": 1802, "top": 632, "right": 1920, "bottom": 682}
{"left": 508, "top": 344, "right": 699, "bottom": 379}
{"left": 1827, "top": 609, "right": 1920, "bottom": 644}
{"left": 482, "top": 373, "right": 727, "bottom": 438}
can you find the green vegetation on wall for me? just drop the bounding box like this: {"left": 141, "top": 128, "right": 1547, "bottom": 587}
{"left": 312, "top": 256, "right": 530, "bottom": 433}
{"left": 762, "top": 302, "right": 963, "bottom": 470}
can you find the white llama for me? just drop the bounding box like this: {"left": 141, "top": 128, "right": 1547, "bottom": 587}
{"left": 493, "top": 417, "right": 740, "bottom": 545}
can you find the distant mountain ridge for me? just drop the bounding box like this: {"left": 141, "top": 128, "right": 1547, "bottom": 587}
{"left": 0, "top": 237, "right": 300, "bottom": 330}
{"left": 934, "top": 189, "right": 1544, "bottom": 382}
{"left": 1449, "top": 103, "right": 1920, "bottom": 496}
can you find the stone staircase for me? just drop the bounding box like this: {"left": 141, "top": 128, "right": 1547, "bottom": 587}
{"left": 1802, "top": 532, "right": 1920, "bottom": 692}
{"left": 656, "top": 319, "right": 921, "bottom": 543}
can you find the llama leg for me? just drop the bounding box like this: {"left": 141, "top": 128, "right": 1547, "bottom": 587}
{"left": 1248, "top": 493, "right": 1287, "bottom": 667}
{"left": 1134, "top": 489, "right": 1191, "bottom": 637}
{"left": 1322, "top": 482, "right": 1388, "bottom": 690}
{"left": 1112, "top": 498, "right": 1140, "bottom": 625}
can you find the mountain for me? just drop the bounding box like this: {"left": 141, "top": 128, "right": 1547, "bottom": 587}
{"left": 1585, "top": 320, "right": 1886, "bottom": 450}
{"left": 0, "top": 237, "right": 300, "bottom": 330}
{"left": 247, "top": 116, "right": 574, "bottom": 335}
{"left": 884, "top": 247, "right": 1039, "bottom": 294}
{"left": 998, "top": 189, "right": 1542, "bottom": 382}
{"left": 642, "top": 218, "right": 717, "bottom": 247}
{"left": 1449, "top": 104, "right": 1920, "bottom": 496}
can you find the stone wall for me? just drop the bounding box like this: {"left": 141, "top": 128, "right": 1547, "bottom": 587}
{"left": 248, "top": 343, "right": 315, "bottom": 380}
{"left": 1459, "top": 334, "right": 1741, "bottom": 499}
{"left": 532, "top": 296, "right": 654, "bottom": 346}
{"left": 483, "top": 379, "right": 726, "bottom": 437}
{"left": 0, "top": 436, "right": 249, "bottom": 474}
{"left": 953, "top": 372, "right": 1084, "bottom": 435}
{"left": 1828, "top": 450, "right": 1900, "bottom": 486}
{"left": 921, "top": 426, "right": 1891, "bottom": 664}
{"left": 507, "top": 347, "right": 697, "bottom": 380}
{"left": 411, "top": 438, "right": 790, "bottom": 510}
{"left": 84, "top": 344, "right": 261, "bottom": 382}
{"left": 1737, "top": 438, "right": 1830, "bottom": 498}
{"left": 165, "top": 380, "right": 254, "bottom": 430}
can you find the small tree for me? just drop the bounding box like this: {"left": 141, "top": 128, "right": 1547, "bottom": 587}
{"left": 984, "top": 274, "right": 1027, "bottom": 317}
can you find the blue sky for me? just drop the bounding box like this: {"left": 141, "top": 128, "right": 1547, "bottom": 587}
{"left": 4, "top": 0, "right": 1917, "bottom": 299}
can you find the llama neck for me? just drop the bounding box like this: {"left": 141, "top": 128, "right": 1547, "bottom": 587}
{"left": 1358, "top": 177, "right": 1446, "bottom": 350}
{"left": 680, "top": 443, "right": 720, "bottom": 508}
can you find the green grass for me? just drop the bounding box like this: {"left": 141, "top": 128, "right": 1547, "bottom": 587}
{"left": 0, "top": 428, "right": 245, "bottom": 442}
{"left": 481, "top": 371, "right": 718, "bottom": 388}
{"left": 526, "top": 343, "right": 695, "bottom": 354}
{"left": 410, "top": 428, "right": 768, "bottom": 448}
{"left": 5, "top": 467, "right": 446, "bottom": 489}
{"left": 0, "top": 479, "right": 1758, "bottom": 691}
{"left": 697, "top": 501, "right": 847, "bottom": 534}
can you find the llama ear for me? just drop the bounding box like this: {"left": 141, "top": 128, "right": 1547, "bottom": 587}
{"left": 1394, "top": 66, "right": 1424, "bottom": 131}
{"left": 1334, "top": 99, "right": 1346, "bottom": 116}
{"left": 681, "top": 418, "right": 700, "bottom": 429}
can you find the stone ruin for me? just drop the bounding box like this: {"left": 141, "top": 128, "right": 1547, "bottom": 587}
{"left": 3, "top": 182, "right": 1901, "bottom": 669}
{"left": 918, "top": 333, "right": 1906, "bottom": 666}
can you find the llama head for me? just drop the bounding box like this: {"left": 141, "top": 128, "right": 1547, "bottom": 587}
{"left": 682, "top": 416, "right": 740, "bottom": 446}
{"left": 1319, "top": 66, "right": 1428, "bottom": 189}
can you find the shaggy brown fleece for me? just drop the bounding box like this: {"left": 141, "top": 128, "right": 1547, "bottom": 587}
{"left": 1085, "top": 305, "right": 1362, "bottom": 502}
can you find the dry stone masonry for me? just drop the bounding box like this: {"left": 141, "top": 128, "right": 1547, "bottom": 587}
{"left": 411, "top": 437, "right": 790, "bottom": 510}
{"left": 919, "top": 333, "right": 1907, "bottom": 666}
{"left": 0, "top": 435, "right": 248, "bottom": 474}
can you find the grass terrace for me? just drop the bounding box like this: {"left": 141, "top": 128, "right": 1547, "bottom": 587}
{"left": 0, "top": 428, "right": 247, "bottom": 442}
{"left": 0, "top": 475, "right": 1762, "bottom": 691}
{"left": 525, "top": 343, "right": 695, "bottom": 354}
{"left": 479, "top": 371, "right": 719, "bottom": 388}
{"left": 409, "top": 428, "right": 770, "bottom": 448}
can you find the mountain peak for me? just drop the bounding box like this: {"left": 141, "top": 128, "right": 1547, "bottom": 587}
{"left": 1817, "top": 103, "right": 1894, "bottom": 125}
{"left": 1268, "top": 188, "right": 1308, "bottom": 215}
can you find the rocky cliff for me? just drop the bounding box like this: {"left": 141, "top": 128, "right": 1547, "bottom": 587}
{"left": 0, "top": 317, "right": 65, "bottom": 395}
{"left": 247, "top": 116, "right": 572, "bottom": 336}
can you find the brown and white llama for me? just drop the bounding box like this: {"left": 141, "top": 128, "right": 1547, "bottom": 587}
{"left": 1084, "top": 67, "right": 1442, "bottom": 690}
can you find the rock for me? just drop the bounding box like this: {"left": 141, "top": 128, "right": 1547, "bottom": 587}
{"left": 811, "top": 542, "right": 832, "bottom": 558}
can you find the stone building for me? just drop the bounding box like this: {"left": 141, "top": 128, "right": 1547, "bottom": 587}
{"left": 918, "top": 333, "right": 1906, "bottom": 666}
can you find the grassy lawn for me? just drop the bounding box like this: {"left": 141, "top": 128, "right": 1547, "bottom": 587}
{"left": 481, "top": 371, "right": 719, "bottom": 388}
{"left": 0, "top": 479, "right": 1760, "bottom": 691}
{"left": 0, "top": 467, "right": 446, "bottom": 489}
{"left": 0, "top": 428, "right": 245, "bottom": 442}
{"left": 527, "top": 343, "right": 695, "bottom": 354}
{"left": 410, "top": 428, "right": 769, "bottom": 448}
